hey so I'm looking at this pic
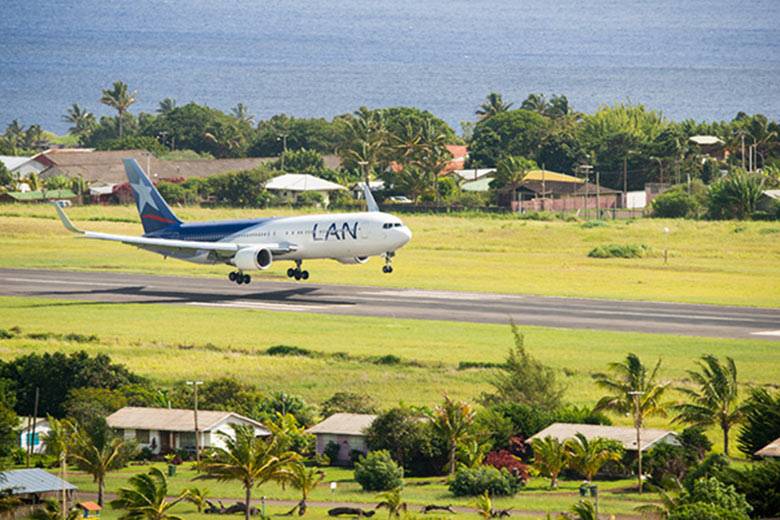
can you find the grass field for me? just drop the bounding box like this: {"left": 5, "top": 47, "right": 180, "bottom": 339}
{"left": 1, "top": 204, "right": 779, "bottom": 306}
{"left": 2, "top": 295, "right": 778, "bottom": 438}
{"left": 62, "top": 462, "right": 656, "bottom": 518}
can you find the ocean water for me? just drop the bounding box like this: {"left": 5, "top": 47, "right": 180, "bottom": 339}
{"left": 1, "top": 0, "right": 778, "bottom": 135}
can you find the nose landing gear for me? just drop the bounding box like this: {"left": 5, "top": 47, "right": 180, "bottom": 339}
{"left": 382, "top": 252, "right": 395, "bottom": 274}
{"left": 287, "top": 260, "right": 309, "bottom": 281}
{"left": 229, "top": 271, "right": 251, "bottom": 285}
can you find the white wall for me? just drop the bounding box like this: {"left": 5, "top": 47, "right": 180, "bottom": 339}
{"left": 19, "top": 422, "right": 50, "bottom": 454}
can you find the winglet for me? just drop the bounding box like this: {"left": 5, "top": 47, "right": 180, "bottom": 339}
{"left": 52, "top": 202, "right": 84, "bottom": 234}
{"left": 363, "top": 182, "right": 379, "bottom": 212}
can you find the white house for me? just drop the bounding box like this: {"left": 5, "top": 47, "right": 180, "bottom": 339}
{"left": 0, "top": 155, "right": 46, "bottom": 178}
{"left": 529, "top": 423, "right": 679, "bottom": 452}
{"left": 265, "top": 173, "right": 346, "bottom": 206}
{"left": 307, "top": 413, "right": 376, "bottom": 464}
{"left": 18, "top": 417, "right": 51, "bottom": 455}
{"left": 106, "top": 407, "right": 269, "bottom": 455}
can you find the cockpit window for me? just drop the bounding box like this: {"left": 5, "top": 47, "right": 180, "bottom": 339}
{"left": 383, "top": 222, "right": 403, "bottom": 229}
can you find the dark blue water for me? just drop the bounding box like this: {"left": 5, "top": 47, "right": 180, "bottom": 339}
{"left": 1, "top": 0, "right": 778, "bottom": 134}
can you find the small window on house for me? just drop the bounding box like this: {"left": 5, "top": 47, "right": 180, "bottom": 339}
{"left": 135, "top": 429, "right": 150, "bottom": 444}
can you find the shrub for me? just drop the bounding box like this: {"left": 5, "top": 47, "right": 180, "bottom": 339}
{"left": 652, "top": 188, "right": 700, "bottom": 218}
{"left": 353, "top": 450, "right": 403, "bottom": 491}
{"left": 645, "top": 443, "right": 690, "bottom": 488}
{"left": 580, "top": 220, "right": 607, "bottom": 228}
{"left": 682, "top": 454, "right": 729, "bottom": 491}
{"left": 266, "top": 345, "right": 313, "bottom": 357}
{"left": 321, "top": 391, "right": 377, "bottom": 416}
{"left": 0, "top": 329, "right": 13, "bottom": 340}
{"left": 678, "top": 477, "right": 752, "bottom": 517}
{"left": 719, "top": 461, "right": 780, "bottom": 519}
{"left": 668, "top": 503, "right": 748, "bottom": 520}
{"left": 707, "top": 171, "right": 765, "bottom": 220}
{"left": 294, "top": 191, "right": 325, "bottom": 208}
{"left": 365, "top": 408, "right": 447, "bottom": 476}
{"left": 324, "top": 441, "right": 341, "bottom": 465}
{"left": 587, "top": 243, "right": 649, "bottom": 259}
{"left": 449, "top": 466, "right": 523, "bottom": 497}
{"left": 484, "top": 450, "right": 529, "bottom": 481}
{"left": 372, "top": 354, "right": 402, "bottom": 365}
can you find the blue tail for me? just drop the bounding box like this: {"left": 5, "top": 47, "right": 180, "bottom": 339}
{"left": 123, "top": 159, "right": 182, "bottom": 234}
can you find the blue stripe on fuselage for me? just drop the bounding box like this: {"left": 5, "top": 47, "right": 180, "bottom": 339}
{"left": 144, "top": 218, "right": 271, "bottom": 242}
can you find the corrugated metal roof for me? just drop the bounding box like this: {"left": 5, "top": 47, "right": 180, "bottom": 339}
{"left": 266, "top": 174, "right": 346, "bottom": 192}
{"left": 756, "top": 436, "right": 780, "bottom": 458}
{"left": 689, "top": 135, "right": 724, "bottom": 146}
{"left": 307, "top": 413, "right": 377, "bottom": 436}
{"left": 106, "top": 407, "right": 269, "bottom": 434}
{"left": 528, "top": 423, "right": 678, "bottom": 452}
{"left": 523, "top": 170, "right": 584, "bottom": 184}
{"left": 0, "top": 469, "right": 77, "bottom": 495}
{"left": 3, "top": 190, "right": 77, "bottom": 201}
{"left": 0, "top": 155, "right": 33, "bottom": 171}
{"left": 462, "top": 177, "right": 493, "bottom": 192}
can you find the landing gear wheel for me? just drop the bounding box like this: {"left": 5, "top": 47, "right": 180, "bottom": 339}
{"left": 382, "top": 265, "right": 394, "bottom": 274}
{"left": 287, "top": 268, "right": 296, "bottom": 278}
{"left": 229, "top": 271, "right": 237, "bottom": 282}
{"left": 301, "top": 270, "right": 309, "bottom": 280}
{"left": 383, "top": 252, "right": 395, "bottom": 274}
{"left": 236, "top": 275, "right": 244, "bottom": 285}
{"left": 243, "top": 274, "right": 251, "bottom": 284}
{"left": 294, "top": 271, "right": 302, "bottom": 281}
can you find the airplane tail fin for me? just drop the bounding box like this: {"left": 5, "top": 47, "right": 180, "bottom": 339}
{"left": 362, "top": 182, "right": 379, "bottom": 212}
{"left": 123, "top": 158, "right": 182, "bottom": 234}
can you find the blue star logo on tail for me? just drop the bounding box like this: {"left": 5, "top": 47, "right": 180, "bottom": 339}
{"left": 130, "top": 179, "right": 159, "bottom": 212}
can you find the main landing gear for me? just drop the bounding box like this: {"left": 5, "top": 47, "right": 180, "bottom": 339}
{"left": 228, "top": 271, "right": 251, "bottom": 285}
{"left": 382, "top": 252, "right": 394, "bottom": 274}
{"left": 287, "top": 260, "right": 309, "bottom": 281}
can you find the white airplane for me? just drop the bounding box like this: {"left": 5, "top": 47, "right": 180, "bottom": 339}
{"left": 54, "top": 159, "right": 412, "bottom": 285}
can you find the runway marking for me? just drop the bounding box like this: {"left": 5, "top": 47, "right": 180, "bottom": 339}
{"left": 2, "top": 277, "right": 127, "bottom": 288}
{"left": 187, "top": 301, "right": 329, "bottom": 312}
{"left": 751, "top": 330, "right": 780, "bottom": 337}
{"left": 359, "top": 289, "right": 519, "bottom": 301}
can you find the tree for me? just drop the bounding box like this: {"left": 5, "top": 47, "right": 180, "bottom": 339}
{"left": 0, "top": 381, "right": 18, "bottom": 466}
{"left": 320, "top": 392, "right": 377, "bottom": 417}
{"left": 197, "top": 424, "right": 299, "bottom": 520}
{"left": 29, "top": 500, "right": 80, "bottom": 520}
{"left": 365, "top": 408, "right": 446, "bottom": 474}
{"left": 469, "top": 110, "right": 550, "bottom": 167}
{"left": 157, "top": 98, "right": 177, "bottom": 115}
{"left": 489, "top": 156, "right": 537, "bottom": 205}
{"left": 258, "top": 392, "right": 315, "bottom": 427}
{"left": 338, "top": 107, "right": 387, "bottom": 179}
{"left": 592, "top": 352, "right": 669, "bottom": 492}
{"left": 476, "top": 92, "right": 513, "bottom": 121}
{"left": 481, "top": 324, "right": 564, "bottom": 413}
{"left": 184, "top": 487, "right": 209, "bottom": 514}
{"left": 231, "top": 103, "right": 255, "bottom": 125}
{"left": 62, "top": 103, "right": 97, "bottom": 141}
{"left": 111, "top": 467, "right": 189, "bottom": 520}
{"left": 251, "top": 115, "right": 342, "bottom": 156}
{"left": 473, "top": 491, "right": 492, "bottom": 520}
{"left": 428, "top": 395, "right": 475, "bottom": 475}
{"left": 273, "top": 149, "right": 325, "bottom": 173}
{"left": 565, "top": 433, "right": 623, "bottom": 482}
{"left": 562, "top": 500, "right": 598, "bottom": 520}
{"left": 675, "top": 477, "right": 752, "bottom": 518}
{"left": 738, "top": 388, "right": 780, "bottom": 457}
{"left": 375, "top": 487, "right": 407, "bottom": 519}
{"left": 282, "top": 463, "right": 324, "bottom": 516}
{"left": 70, "top": 419, "right": 135, "bottom": 506}
{"left": 0, "top": 162, "right": 12, "bottom": 188}
{"left": 707, "top": 170, "right": 765, "bottom": 220}
{"left": 100, "top": 81, "right": 137, "bottom": 138}
{"left": 674, "top": 355, "right": 744, "bottom": 456}
{"left": 354, "top": 450, "right": 404, "bottom": 491}
{"left": 63, "top": 387, "right": 127, "bottom": 426}
{"left": 530, "top": 436, "right": 567, "bottom": 489}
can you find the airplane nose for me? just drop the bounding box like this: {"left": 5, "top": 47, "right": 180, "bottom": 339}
{"left": 399, "top": 226, "right": 412, "bottom": 244}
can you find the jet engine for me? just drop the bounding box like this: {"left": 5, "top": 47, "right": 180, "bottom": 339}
{"left": 233, "top": 247, "right": 273, "bottom": 270}
{"left": 335, "top": 256, "right": 369, "bottom": 265}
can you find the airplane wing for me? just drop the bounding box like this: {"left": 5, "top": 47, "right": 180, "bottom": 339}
{"left": 53, "top": 203, "right": 296, "bottom": 256}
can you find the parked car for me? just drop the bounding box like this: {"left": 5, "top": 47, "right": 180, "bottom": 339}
{"left": 387, "top": 196, "right": 412, "bottom": 204}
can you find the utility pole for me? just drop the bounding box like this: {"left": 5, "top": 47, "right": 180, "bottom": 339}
{"left": 741, "top": 134, "right": 746, "bottom": 170}
{"left": 623, "top": 156, "right": 628, "bottom": 209}
{"left": 578, "top": 164, "right": 593, "bottom": 220}
{"left": 629, "top": 390, "right": 646, "bottom": 494}
{"left": 357, "top": 160, "right": 369, "bottom": 185}
{"left": 27, "top": 387, "right": 39, "bottom": 467}
{"left": 186, "top": 381, "right": 203, "bottom": 465}
{"left": 277, "top": 133, "right": 289, "bottom": 169}
{"left": 596, "top": 169, "right": 601, "bottom": 219}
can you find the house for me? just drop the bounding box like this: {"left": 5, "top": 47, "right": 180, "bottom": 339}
{"left": 265, "top": 173, "right": 347, "bottom": 206}
{"left": 307, "top": 413, "right": 377, "bottom": 465}
{"left": 689, "top": 135, "right": 726, "bottom": 161}
{"left": 0, "top": 189, "right": 77, "bottom": 203}
{"left": 442, "top": 145, "right": 468, "bottom": 175}
{"left": 452, "top": 168, "right": 496, "bottom": 182}
{"left": 19, "top": 416, "right": 51, "bottom": 454}
{"left": 461, "top": 176, "right": 493, "bottom": 193}
{"left": 0, "top": 468, "right": 77, "bottom": 502}
{"left": 0, "top": 155, "right": 46, "bottom": 178}
{"left": 529, "top": 423, "right": 679, "bottom": 452}
{"left": 758, "top": 189, "right": 780, "bottom": 213}
{"left": 106, "top": 406, "right": 269, "bottom": 455}
{"left": 755, "top": 437, "right": 780, "bottom": 458}
{"left": 77, "top": 501, "right": 102, "bottom": 518}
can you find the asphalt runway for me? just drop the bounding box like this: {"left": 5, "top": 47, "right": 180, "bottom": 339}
{"left": 1, "top": 268, "right": 779, "bottom": 340}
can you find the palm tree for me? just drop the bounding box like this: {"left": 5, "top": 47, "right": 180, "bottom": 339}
{"left": 111, "top": 467, "right": 188, "bottom": 520}
{"left": 197, "top": 424, "right": 299, "bottom": 520}
{"left": 100, "top": 80, "right": 137, "bottom": 138}
{"left": 520, "top": 93, "right": 549, "bottom": 115}
{"left": 491, "top": 156, "right": 536, "bottom": 205}
{"left": 673, "top": 355, "right": 744, "bottom": 456}
{"left": 592, "top": 353, "right": 669, "bottom": 493}
{"left": 375, "top": 487, "right": 407, "bottom": 519}
{"left": 4, "top": 120, "right": 24, "bottom": 151}
{"left": 69, "top": 420, "right": 134, "bottom": 507}
{"left": 457, "top": 439, "right": 491, "bottom": 469}
{"left": 428, "top": 395, "right": 475, "bottom": 475}
{"left": 473, "top": 491, "right": 492, "bottom": 520}
{"left": 24, "top": 124, "right": 44, "bottom": 149}
{"left": 476, "top": 92, "right": 513, "bottom": 121}
{"left": 29, "top": 500, "right": 79, "bottom": 520}
{"left": 282, "top": 463, "right": 324, "bottom": 516}
{"left": 338, "top": 107, "right": 387, "bottom": 182}
{"left": 231, "top": 103, "right": 255, "bottom": 125}
{"left": 634, "top": 484, "right": 681, "bottom": 519}
{"left": 562, "top": 500, "right": 597, "bottom": 520}
{"left": 62, "top": 104, "right": 96, "bottom": 139}
{"left": 184, "top": 487, "right": 209, "bottom": 514}
{"left": 157, "top": 98, "right": 177, "bottom": 115}
{"left": 531, "top": 436, "right": 567, "bottom": 489}
{"left": 565, "top": 433, "right": 623, "bottom": 482}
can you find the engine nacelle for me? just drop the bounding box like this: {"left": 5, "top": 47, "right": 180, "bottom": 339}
{"left": 335, "top": 256, "right": 369, "bottom": 265}
{"left": 233, "top": 247, "right": 273, "bottom": 271}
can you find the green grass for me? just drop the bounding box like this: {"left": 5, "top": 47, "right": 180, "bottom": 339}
{"left": 61, "top": 462, "right": 655, "bottom": 518}
{"left": 2, "top": 295, "right": 778, "bottom": 432}
{"left": 1, "top": 204, "right": 779, "bottom": 306}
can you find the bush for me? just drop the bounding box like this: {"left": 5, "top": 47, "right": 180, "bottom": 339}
{"left": 645, "top": 443, "right": 690, "bottom": 488}
{"left": 719, "top": 461, "right": 780, "bottom": 519}
{"left": 484, "top": 450, "right": 529, "bottom": 481}
{"left": 449, "top": 466, "right": 523, "bottom": 497}
{"left": 372, "top": 354, "right": 402, "bottom": 365}
{"left": 353, "top": 450, "right": 403, "bottom": 491}
{"left": 321, "top": 392, "right": 377, "bottom": 416}
{"left": 294, "top": 191, "right": 324, "bottom": 208}
{"left": 682, "top": 454, "right": 729, "bottom": 491}
{"left": 266, "top": 345, "right": 313, "bottom": 357}
{"left": 668, "top": 503, "right": 748, "bottom": 520}
{"left": 323, "top": 441, "right": 341, "bottom": 465}
{"left": 707, "top": 171, "right": 765, "bottom": 220}
{"left": 652, "top": 188, "right": 700, "bottom": 218}
{"left": 678, "top": 477, "right": 752, "bottom": 517}
{"left": 587, "top": 243, "right": 649, "bottom": 259}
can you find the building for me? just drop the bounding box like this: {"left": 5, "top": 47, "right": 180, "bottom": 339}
{"left": 689, "top": 135, "right": 726, "bottom": 161}
{"left": 529, "top": 423, "right": 679, "bottom": 452}
{"left": 0, "top": 468, "right": 77, "bottom": 503}
{"left": 755, "top": 437, "right": 780, "bottom": 458}
{"left": 265, "top": 173, "right": 347, "bottom": 206}
{"left": 0, "top": 189, "right": 77, "bottom": 203}
{"left": 19, "top": 416, "right": 51, "bottom": 454}
{"left": 307, "top": 413, "right": 377, "bottom": 465}
{"left": 0, "top": 155, "right": 46, "bottom": 178}
{"left": 452, "top": 168, "right": 496, "bottom": 183}
{"left": 77, "top": 501, "right": 102, "bottom": 518}
{"left": 106, "top": 406, "right": 269, "bottom": 455}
